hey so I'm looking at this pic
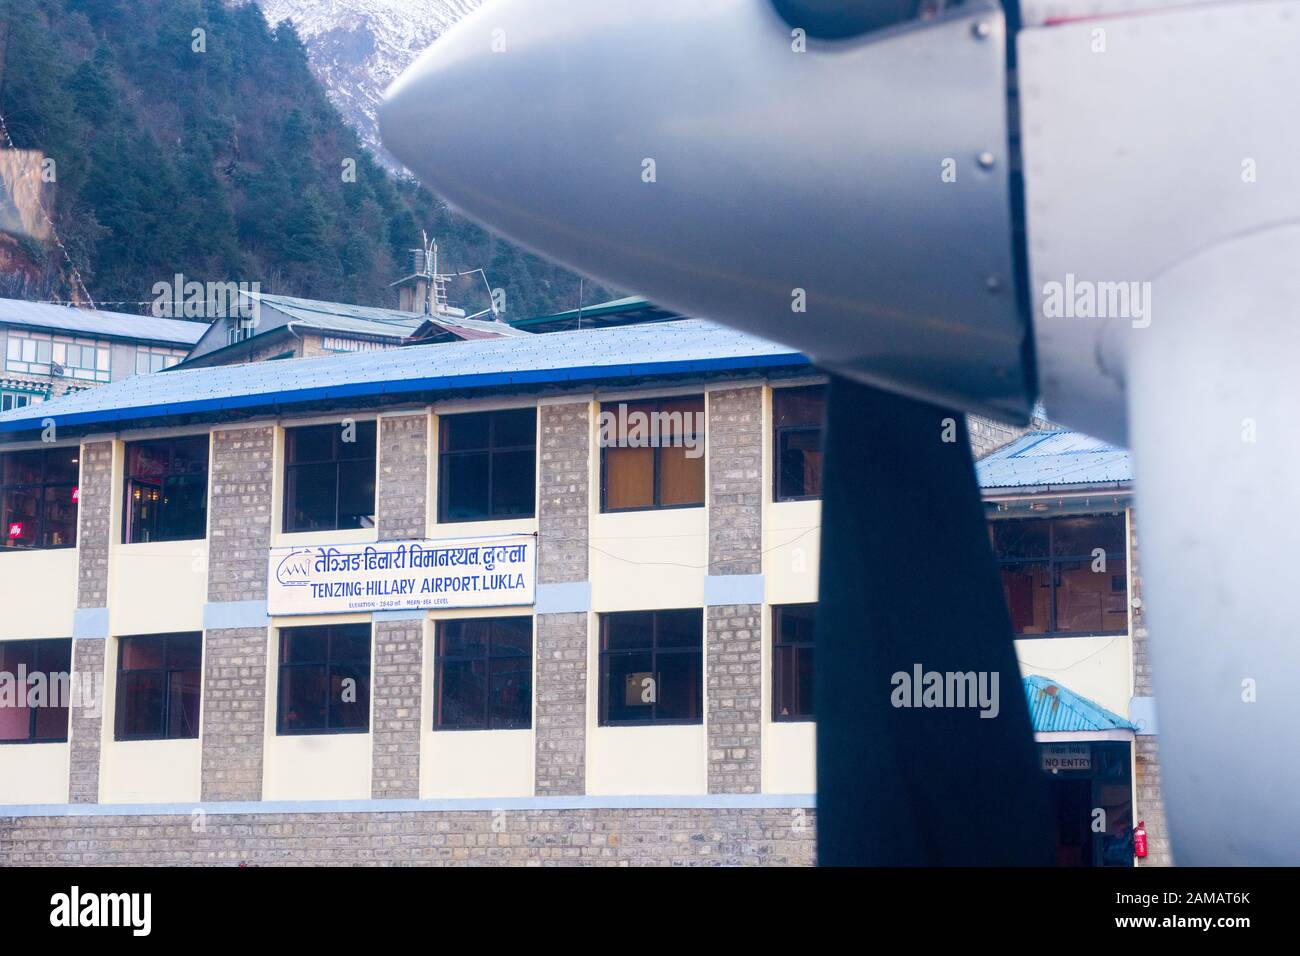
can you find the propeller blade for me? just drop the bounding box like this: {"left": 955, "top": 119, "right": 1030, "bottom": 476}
{"left": 817, "top": 375, "right": 1054, "bottom": 865}
{"left": 1118, "top": 223, "right": 1300, "bottom": 864}
{"left": 381, "top": 0, "right": 1033, "bottom": 423}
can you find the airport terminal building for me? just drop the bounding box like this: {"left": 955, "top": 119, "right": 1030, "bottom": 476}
{"left": 0, "top": 321, "right": 1169, "bottom": 865}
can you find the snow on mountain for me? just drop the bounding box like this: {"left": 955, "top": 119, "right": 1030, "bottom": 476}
{"left": 258, "top": 0, "right": 482, "bottom": 170}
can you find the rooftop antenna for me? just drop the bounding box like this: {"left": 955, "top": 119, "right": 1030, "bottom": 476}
{"left": 416, "top": 230, "right": 449, "bottom": 317}
{"left": 400, "top": 231, "right": 499, "bottom": 321}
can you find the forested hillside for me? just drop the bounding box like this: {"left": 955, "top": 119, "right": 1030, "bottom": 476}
{"left": 0, "top": 0, "right": 607, "bottom": 317}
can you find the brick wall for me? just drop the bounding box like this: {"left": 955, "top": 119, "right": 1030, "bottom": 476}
{"left": 707, "top": 387, "right": 762, "bottom": 575}
{"left": 75, "top": 440, "right": 113, "bottom": 608}
{"left": 371, "top": 620, "right": 423, "bottom": 799}
{"left": 534, "top": 613, "right": 587, "bottom": 796}
{"left": 67, "top": 639, "right": 105, "bottom": 804}
{"left": 200, "top": 629, "right": 268, "bottom": 802}
{"left": 706, "top": 605, "right": 762, "bottom": 794}
{"left": 0, "top": 807, "right": 815, "bottom": 866}
{"left": 705, "top": 388, "right": 764, "bottom": 792}
{"left": 207, "top": 426, "right": 275, "bottom": 603}
{"left": 1134, "top": 735, "right": 1174, "bottom": 866}
{"left": 1127, "top": 508, "right": 1172, "bottom": 865}
{"left": 534, "top": 402, "right": 590, "bottom": 795}
{"left": 1129, "top": 511, "right": 1153, "bottom": 698}
{"left": 967, "top": 414, "right": 1031, "bottom": 460}
{"left": 537, "top": 402, "right": 589, "bottom": 584}
{"left": 377, "top": 414, "right": 428, "bottom": 541}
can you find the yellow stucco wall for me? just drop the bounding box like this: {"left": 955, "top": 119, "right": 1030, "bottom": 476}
{"left": 763, "top": 500, "right": 821, "bottom": 605}
{"left": 261, "top": 620, "right": 373, "bottom": 801}
{"left": 584, "top": 595, "right": 707, "bottom": 795}
{"left": 1015, "top": 634, "right": 1134, "bottom": 719}
{"left": 0, "top": 743, "right": 70, "bottom": 804}
{"left": 423, "top": 730, "right": 534, "bottom": 798}
{"left": 589, "top": 509, "right": 706, "bottom": 611}
{"left": 95, "top": 632, "right": 202, "bottom": 803}
{"left": 420, "top": 607, "right": 534, "bottom": 798}
{"left": 100, "top": 738, "right": 201, "bottom": 803}
{"left": 763, "top": 722, "right": 816, "bottom": 793}
{"left": 0, "top": 549, "right": 77, "bottom": 639}
{"left": 587, "top": 725, "right": 708, "bottom": 795}
{"left": 110, "top": 541, "right": 207, "bottom": 635}
{"left": 760, "top": 382, "right": 823, "bottom": 791}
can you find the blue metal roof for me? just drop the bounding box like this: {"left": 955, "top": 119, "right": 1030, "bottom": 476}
{"left": 249, "top": 292, "right": 425, "bottom": 327}
{"left": 977, "top": 429, "right": 1132, "bottom": 490}
{"left": 0, "top": 297, "right": 207, "bottom": 346}
{"left": 250, "top": 292, "right": 520, "bottom": 336}
{"left": 180, "top": 292, "right": 524, "bottom": 356}
{"left": 0, "top": 319, "right": 806, "bottom": 435}
{"left": 1023, "top": 676, "right": 1136, "bottom": 733}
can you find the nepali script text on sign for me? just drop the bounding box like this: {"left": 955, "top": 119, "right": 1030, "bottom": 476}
{"left": 267, "top": 536, "right": 536, "bottom": 615}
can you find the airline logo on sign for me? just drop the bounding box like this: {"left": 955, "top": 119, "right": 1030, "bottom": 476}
{"left": 267, "top": 535, "right": 536, "bottom": 615}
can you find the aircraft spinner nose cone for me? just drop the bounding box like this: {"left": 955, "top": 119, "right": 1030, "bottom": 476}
{"left": 379, "top": 0, "right": 1034, "bottom": 424}
{"left": 379, "top": 0, "right": 560, "bottom": 214}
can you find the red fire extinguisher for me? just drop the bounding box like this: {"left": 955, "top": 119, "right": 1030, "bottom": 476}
{"left": 1133, "top": 821, "right": 1148, "bottom": 859}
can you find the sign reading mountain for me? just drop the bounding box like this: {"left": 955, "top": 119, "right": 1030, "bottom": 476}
{"left": 268, "top": 535, "right": 535, "bottom": 615}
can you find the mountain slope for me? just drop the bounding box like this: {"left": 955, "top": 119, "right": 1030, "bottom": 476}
{"left": 259, "top": 0, "right": 481, "bottom": 171}
{"left": 0, "top": 0, "right": 603, "bottom": 318}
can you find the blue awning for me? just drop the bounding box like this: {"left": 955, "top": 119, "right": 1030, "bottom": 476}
{"left": 1023, "top": 675, "right": 1136, "bottom": 733}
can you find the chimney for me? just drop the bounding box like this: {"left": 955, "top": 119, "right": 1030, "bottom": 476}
{"left": 395, "top": 248, "right": 431, "bottom": 313}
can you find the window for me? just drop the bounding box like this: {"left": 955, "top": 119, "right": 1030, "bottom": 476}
{"left": 774, "top": 385, "right": 825, "bottom": 501}
{"left": 0, "top": 639, "right": 72, "bottom": 743}
{"left": 276, "top": 624, "right": 371, "bottom": 734}
{"left": 283, "top": 421, "right": 377, "bottom": 532}
{"left": 123, "top": 436, "right": 210, "bottom": 543}
{"left": 6, "top": 330, "right": 110, "bottom": 382}
{"left": 134, "top": 346, "right": 186, "bottom": 376}
{"left": 435, "top": 617, "right": 532, "bottom": 729}
{"left": 1, "top": 389, "right": 45, "bottom": 411}
{"left": 114, "top": 633, "right": 202, "bottom": 741}
{"left": 599, "top": 609, "right": 703, "bottom": 725}
{"left": 438, "top": 408, "right": 536, "bottom": 522}
{"left": 600, "top": 397, "right": 705, "bottom": 511}
{"left": 991, "top": 514, "right": 1128, "bottom": 637}
{"left": 227, "top": 318, "right": 255, "bottom": 346}
{"left": 773, "top": 604, "right": 815, "bottom": 721}
{"left": 1, "top": 447, "right": 79, "bottom": 549}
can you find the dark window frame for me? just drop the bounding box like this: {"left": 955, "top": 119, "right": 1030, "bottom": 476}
{"left": 275, "top": 623, "right": 372, "bottom": 736}
{"left": 0, "top": 638, "right": 72, "bottom": 744}
{"left": 434, "top": 617, "right": 533, "bottom": 731}
{"left": 773, "top": 385, "right": 826, "bottom": 503}
{"left": 437, "top": 408, "right": 537, "bottom": 524}
{"left": 282, "top": 420, "right": 378, "bottom": 533}
{"left": 598, "top": 609, "right": 704, "bottom": 727}
{"left": 1, "top": 447, "right": 79, "bottom": 551}
{"left": 113, "top": 632, "right": 203, "bottom": 742}
{"left": 122, "top": 434, "right": 211, "bottom": 544}
{"left": 992, "top": 513, "right": 1129, "bottom": 639}
{"left": 772, "top": 603, "right": 816, "bottom": 722}
{"left": 599, "top": 396, "right": 706, "bottom": 513}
